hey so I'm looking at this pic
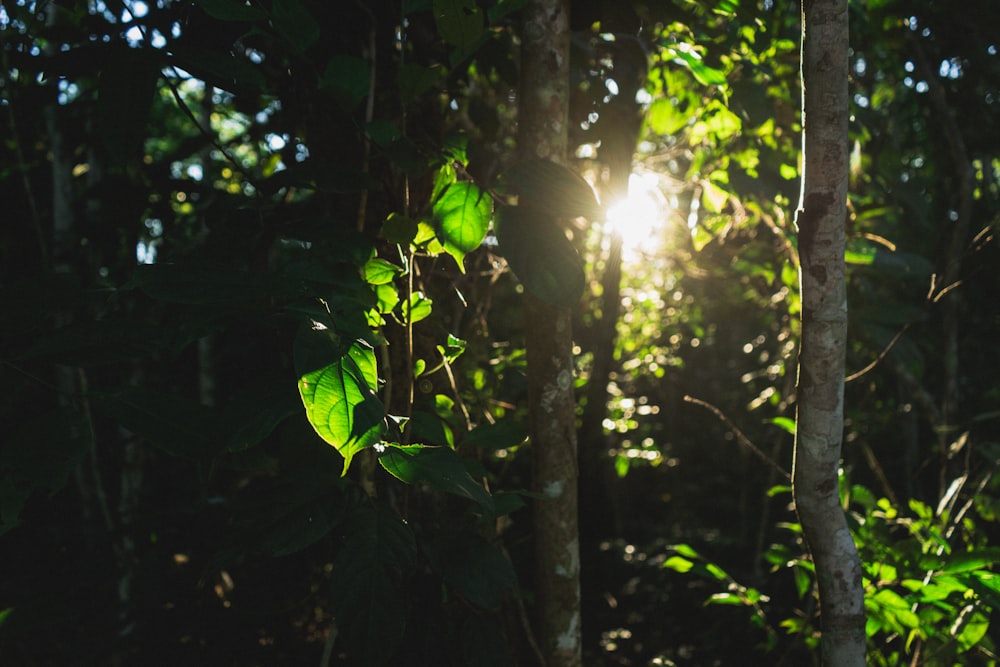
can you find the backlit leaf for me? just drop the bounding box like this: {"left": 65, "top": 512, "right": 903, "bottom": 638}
{"left": 379, "top": 444, "right": 495, "bottom": 515}
{"left": 433, "top": 181, "right": 491, "bottom": 271}
{"left": 299, "top": 341, "right": 385, "bottom": 474}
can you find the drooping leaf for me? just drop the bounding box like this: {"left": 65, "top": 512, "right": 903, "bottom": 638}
{"left": 271, "top": 0, "right": 320, "bottom": 52}
{"left": 320, "top": 55, "right": 371, "bottom": 111}
{"left": 299, "top": 341, "right": 385, "bottom": 474}
{"left": 432, "top": 0, "right": 485, "bottom": 62}
{"left": 463, "top": 419, "right": 528, "bottom": 449}
{"left": 97, "top": 46, "right": 161, "bottom": 166}
{"left": 331, "top": 505, "right": 416, "bottom": 666}
{"left": 379, "top": 444, "right": 494, "bottom": 515}
{"left": 216, "top": 470, "right": 348, "bottom": 561}
{"left": 432, "top": 181, "right": 491, "bottom": 270}
{"left": 494, "top": 205, "right": 586, "bottom": 307}
{"left": 0, "top": 407, "right": 91, "bottom": 534}
{"left": 94, "top": 388, "right": 223, "bottom": 461}
{"left": 400, "top": 291, "right": 433, "bottom": 323}
{"left": 501, "top": 159, "right": 603, "bottom": 220}
{"left": 428, "top": 531, "right": 516, "bottom": 611}
{"left": 397, "top": 63, "right": 443, "bottom": 104}
{"left": 461, "top": 614, "right": 513, "bottom": 667}
{"left": 196, "top": 0, "right": 267, "bottom": 21}
{"left": 169, "top": 44, "right": 265, "bottom": 93}
{"left": 362, "top": 258, "right": 404, "bottom": 286}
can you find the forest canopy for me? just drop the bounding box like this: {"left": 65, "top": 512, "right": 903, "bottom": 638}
{"left": 1, "top": 0, "right": 999, "bottom": 665}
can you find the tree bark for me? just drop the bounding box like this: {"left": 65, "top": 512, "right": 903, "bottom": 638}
{"left": 792, "top": 0, "right": 865, "bottom": 664}
{"left": 519, "top": 1, "right": 582, "bottom": 665}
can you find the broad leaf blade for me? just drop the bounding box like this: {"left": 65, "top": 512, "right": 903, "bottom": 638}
{"left": 494, "top": 205, "right": 586, "bottom": 307}
{"left": 433, "top": 181, "right": 491, "bottom": 271}
{"left": 299, "top": 341, "right": 385, "bottom": 474}
{"left": 501, "top": 159, "right": 603, "bottom": 220}
{"left": 379, "top": 444, "right": 494, "bottom": 515}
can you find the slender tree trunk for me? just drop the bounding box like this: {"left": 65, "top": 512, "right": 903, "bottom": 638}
{"left": 519, "top": 1, "right": 581, "bottom": 664}
{"left": 791, "top": 0, "right": 865, "bottom": 664}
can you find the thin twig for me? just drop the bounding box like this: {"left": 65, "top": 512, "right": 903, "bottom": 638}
{"left": 683, "top": 395, "right": 790, "bottom": 480}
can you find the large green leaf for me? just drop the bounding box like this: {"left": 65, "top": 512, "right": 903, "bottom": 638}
{"left": 271, "top": 0, "right": 319, "bottom": 52}
{"left": 501, "top": 159, "right": 603, "bottom": 220}
{"left": 379, "top": 444, "right": 494, "bottom": 515}
{"left": 196, "top": 0, "right": 267, "bottom": 21}
{"left": 494, "top": 205, "right": 586, "bottom": 307}
{"left": 0, "top": 407, "right": 91, "bottom": 535}
{"left": 463, "top": 419, "right": 528, "bottom": 449}
{"left": 94, "top": 388, "right": 224, "bottom": 461}
{"left": 331, "top": 505, "right": 416, "bottom": 666}
{"left": 432, "top": 181, "right": 491, "bottom": 271}
{"left": 299, "top": 341, "right": 385, "bottom": 474}
{"left": 320, "top": 55, "right": 371, "bottom": 111}
{"left": 428, "top": 532, "right": 516, "bottom": 611}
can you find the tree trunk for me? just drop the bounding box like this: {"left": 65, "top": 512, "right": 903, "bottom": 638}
{"left": 792, "top": 0, "right": 865, "bottom": 664}
{"left": 519, "top": 1, "right": 582, "bottom": 664}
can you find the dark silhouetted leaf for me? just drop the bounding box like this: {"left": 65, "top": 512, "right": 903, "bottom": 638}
{"left": 502, "top": 159, "right": 603, "bottom": 220}
{"left": 494, "top": 205, "right": 586, "bottom": 307}
{"left": 321, "top": 55, "right": 371, "bottom": 110}
{"left": 331, "top": 505, "right": 416, "bottom": 666}
{"left": 379, "top": 444, "right": 494, "bottom": 515}
{"left": 463, "top": 419, "right": 528, "bottom": 449}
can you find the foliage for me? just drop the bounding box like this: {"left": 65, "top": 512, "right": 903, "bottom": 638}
{"left": 1, "top": 0, "right": 999, "bottom": 664}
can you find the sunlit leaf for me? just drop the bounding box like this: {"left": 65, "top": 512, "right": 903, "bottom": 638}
{"left": 494, "top": 205, "right": 586, "bottom": 307}
{"left": 941, "top": 548, "right": 1000, "bottom": 574}
{"left": 647, "top": 98, "right": 690, "bottom": 135}
{"left": 381, "top": 212, "right": 419, "bottom": 245}
{"left": 401, "top": 291, "right": 433, "bottom": 323}
{"left": 433, "top": 181, "right": 491, "bottom": 271}
{"left": 299, "top": 341, "right": 385, "bottom": 474}
{"left": 363, "top": 258, "right": 403, "bottom": 285}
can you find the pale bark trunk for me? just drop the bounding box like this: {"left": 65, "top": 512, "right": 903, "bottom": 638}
{"left": 792, "top": 0, "right": 865, "bottom": 664}
{"left": 519, "top": 1, "right": 582, "bottom": 664}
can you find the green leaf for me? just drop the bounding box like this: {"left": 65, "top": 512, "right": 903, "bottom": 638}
{"left": 170, "top": 44, "right": 265, "bottom": 93}
{"left": 768, "top": 416, "right": 796, "bottom": 434}
{"left": 666, "top": 46, "right": 727, "bottom": 86}
{"left": 461, "top": 614, "right": 513, "bottom": 667}
{"left": 409, "top": 410, "right": 455, "bottom": 448}
{"left": 398, "top": 63, "right": 443, "bottom": 104}
{"left": 320, "top": 55, "right": 371, "bottom": 111}
{"left": 331, "top": 505, "right": 416, "bottom": 666}
{"left": 379, "top": 444, "right": 495, "bottom": 515}
{"left": 941, "top": 548, "right": 1000, "bottom": 574}
{"left": 463, "top": 419, "right": 528, "bottom": 450}
{"left": 94, "top": 388, "right": 224, "bottom": 461}
{"left": 299, "top": 341, "right": 385, "bottom": 474}
{"left": 98, "top": 47, "right": 160, "bottom": 166}
{"left": 401, "top": 291, "right": 433, "bottom": 323}
{"left": 0, "top": 407, "right": 91, "bottom": 534}
{"left": 217, "top": 472, "right": 347, "bottom": 560}
{"left": 501, "top": 159, "right": 603, "bottom": 220}
{"left": 647, "top": 97, "right": 690, "bottom": 135}
{"left": 271, "top": 0, "right": 320, "bottom": 52}
{"left": 363, "top": 258, "right": 403, "bottom": 285}
{"left": 494, "top": 205, "right": 586, "bottom": 307}
{"left": 221, "top": 381, "right": 300, "bottom": 452}
{"left": 663, "top": 555, "right": 695, "bottom": 573}
{"left": 196, "top": 0, "right": 267, "bottom": 21}
{"left": 429, "top": 532, "right": 516, "bottom": 610}
{"left": 432, "top": 0, "right": 485, "bottom": 61}
{"left": 433, "top": 181, "right": 491, "bottom": 271}
{"left": 381, "top": 212, "right": 420, "bottom": 245}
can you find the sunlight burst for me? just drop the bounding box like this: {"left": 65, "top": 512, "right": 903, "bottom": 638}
{"left": 605, "top": 172, "right": 669, "bottom": 257}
